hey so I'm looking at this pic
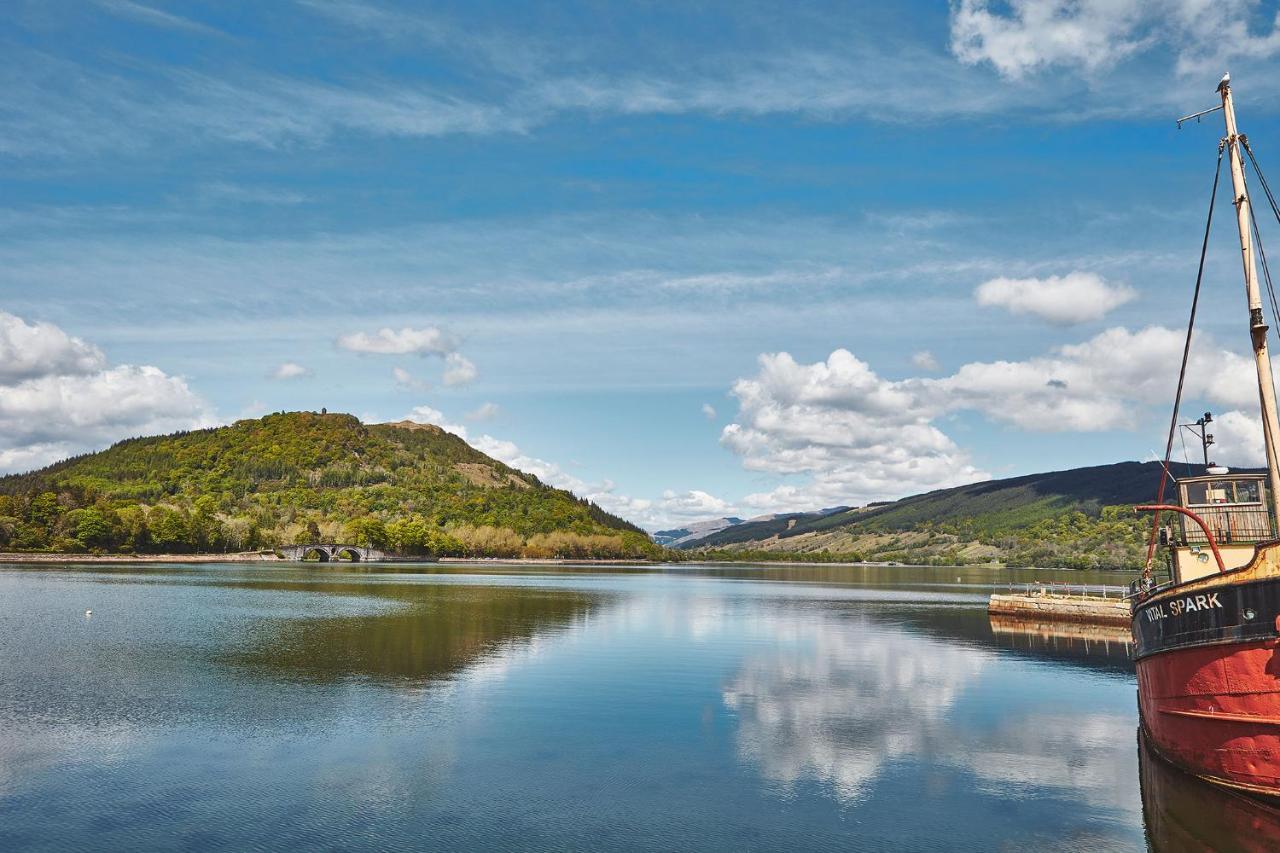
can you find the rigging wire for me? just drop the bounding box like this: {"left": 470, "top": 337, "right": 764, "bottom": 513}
{"left": 1144, "top": 142, "right": 1225, "bottom": 578}
{"left": 1241, "top": 137, "right": 1280, "bottom": 536}
{"left": 1244, "top": 166, "right": 1280, "bottom": 331}
{"left": 1243, "top": 139, "right": 1280, "bottom": 329}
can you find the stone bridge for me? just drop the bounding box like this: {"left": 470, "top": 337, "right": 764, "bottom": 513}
{"left": 275, "top": 543, "right": 393, "bottom": 562}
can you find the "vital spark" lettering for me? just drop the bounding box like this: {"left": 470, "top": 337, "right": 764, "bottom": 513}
{"left": 1144, "top": 592, "right": 1223, "bottom": 621}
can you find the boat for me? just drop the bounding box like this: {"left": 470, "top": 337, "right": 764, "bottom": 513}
{"left": 1133, "top": 74, "right": 1280, "bottom": 799}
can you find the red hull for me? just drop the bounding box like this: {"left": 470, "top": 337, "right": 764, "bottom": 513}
{"left": 1138, "top": 638, "right": 1280, "bottom": 796}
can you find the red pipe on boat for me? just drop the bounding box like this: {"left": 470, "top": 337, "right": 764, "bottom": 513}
{"left": 1136, "top": 504, "right": 1226, "bottom": 572}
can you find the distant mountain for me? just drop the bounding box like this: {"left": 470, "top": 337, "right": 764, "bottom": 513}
{"left": 0, "top": 411, "right": 657, "bottom": 559}
{"left": 661, "top": 506, "right": 850, "bottom": 547}
{"left": 683, "top": 461, "right": 1207, "bottom": 570}
{"left": 652, "top": 517, "right": 744, "bottom": 547}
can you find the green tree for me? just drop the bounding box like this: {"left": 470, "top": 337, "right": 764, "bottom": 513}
{"left": 346, "top": 517, "right": 387, "bottom": 548}
{"left": 148, "top": 507, "right": 190, "bottom": 552}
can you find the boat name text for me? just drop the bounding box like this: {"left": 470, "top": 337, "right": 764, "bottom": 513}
{"left": 1144, "top": 593, "right": 1223, "bottom": 621}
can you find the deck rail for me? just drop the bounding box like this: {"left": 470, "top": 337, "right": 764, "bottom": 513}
{"left": 1180, "top": 504, "right": 1274, "bottom": 544}
{"left": 1003, "top": 582, "right": 1129, "bottom": 600}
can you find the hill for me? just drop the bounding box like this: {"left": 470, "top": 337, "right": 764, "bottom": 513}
{"left": 0, "top": 411, "right": 658, "bottom": 559}
{"left": 688, "top": 461, "right": 1198, "bottom": 570}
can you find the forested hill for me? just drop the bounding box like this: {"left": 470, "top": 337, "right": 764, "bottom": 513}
{"left": 689, "top": 461, "right": 1197, "bottom": 570}
{"left": 0, "top": 412, "right": 657, "bottom": 558}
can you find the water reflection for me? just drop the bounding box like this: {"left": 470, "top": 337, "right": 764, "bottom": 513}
{"left": 723, "top": 600, "right": 1141, "bottom": 828}
{"left": 1140, "top": 731, "right": 1280, "bottom": 852}
{"left": 723, "top": 606, "right": 988, "bottom": 802}
{"left": 989, "top": 613, "right": 1134, "bottom": 673}
{"left": 220, "top": 579, "right": 597, "bottom": 685}
{"left": 0, "top": 561, "right": 1227, "bottom": 851}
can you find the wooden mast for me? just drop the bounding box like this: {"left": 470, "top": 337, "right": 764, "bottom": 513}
{"left": 1220, "top": 75, "right": 1280, "bottom": 527}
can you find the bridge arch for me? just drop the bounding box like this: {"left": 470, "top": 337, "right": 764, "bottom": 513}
{"left": 300, "top": 545, "right": 330, "bottom": 562}
{"left": 333, "top": 547, "right": 362, "bottom": 562}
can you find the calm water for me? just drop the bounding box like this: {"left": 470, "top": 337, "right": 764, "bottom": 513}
{"left": 0, "top": 561, "right": 1274, "bottom": 851}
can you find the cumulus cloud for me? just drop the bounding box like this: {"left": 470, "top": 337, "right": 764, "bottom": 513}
{"left": 974, "top": 272, "right": 1136, "bottom": 325}
{"left": 701, "top": 403, "right": 717, "bottom": 420}
{"left": 442, "top": 353, "right": 478, "bottom": 387}
{"left": 340, "top": 325, "right": 476, "bottom": 387}
{"left": 658, "top": 489, "right": 734, "bottom": 521}
{"left": 401, "top": 405, "right": 466, "bottom": 435}
{"left": 721, "top": 350, "right": 988, "bottom": 513}
{"left": 338, "top": 325, "right": 457, "bottom": 356}
{"left": 721, "top": 324, "right": 1269, "bottom": 513}
{"left": 911, "top": 350, "right": 939, "bottom": 371}
{"left": 0, "top": 312, "right": 104, "bottom": 382}
{"left": 1209, "top": 409, "right": 1266, "bottom": 467}
{"left": 0, "top": 313, "right": 216, "bottom": 473}
{"left": 931, "top": 326, "right": 1257, "bottom": 431}
{"left": 271, "top": 361, "right": 311, "bottom": 380}
{"left": 950, "top": 0, "right": 1147, "bottom": 79}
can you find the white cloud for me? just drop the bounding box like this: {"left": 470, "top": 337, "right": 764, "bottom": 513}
{"left": 950, "top": 0, "right": 1280, "bottom": 80}
{"left": 911, "top": 350, "right": 939, "bottom": 371}
{"left": 442, "top": 353, "right": 478, "bottom": 387}
{"left": 271, "top": 361, "right": 311, "bottom": 380}
{"left": 950, "top": 0, "right": 1147, "bottom": 79}
{"left": 393, "top": 366, "right": 430, "bottom": 391}
{"left": 0, "top": 312, "right": 104, "bottom": 383}
{"left": 0, "top": 314, "right": 216, "bottom": 473}
{"left": 701, "top": 402, "right": 717, "bottom": 420}
{"left": 975, "top": 272, "right": 1136, "bottom": 325}
{"left": 721, "top": 350, "right": 989, "bottom": 513}
{"left": 0, "top": 312, "right": 214, "bottom": 472}
{"left": 465, "top": 402, "right": 500, "bottom": 421}
{"left": 92, "top": 0, "right": 225, "bottom": 36}
{"left": 657, "top": 489, "right": 734, "bottom": 522}
{"left": 338, "top": 326, "right": 457, "bottom": 356}
{"left": 720, "top": 324, "right": 1270, "bottom": 513}
{"left": 928, "top": 325, "right": 1257, "bottom": 431}
{"left": 2, "top": 47, "right": 522, "bottom": 160}
{"left": 1208, "top": 409, "right": 1266, "bottom": 467}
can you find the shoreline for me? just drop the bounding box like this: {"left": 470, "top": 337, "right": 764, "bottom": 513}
{"left": 0, "top": 551, "right": 279, "bottom": 563}
{"left": 0, "top": 552, "right": 1114, "bottom": 572}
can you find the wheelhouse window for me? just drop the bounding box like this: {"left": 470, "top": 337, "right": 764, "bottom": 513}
{"left": 1185, "top": 479, "right": 1264, "bottom": 505}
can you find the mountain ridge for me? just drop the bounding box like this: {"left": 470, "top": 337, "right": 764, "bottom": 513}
{"left": 679, "top": 460, "right": 1218, "bottom": 569}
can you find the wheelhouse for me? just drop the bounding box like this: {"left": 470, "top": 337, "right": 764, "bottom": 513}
{"left": 1169, "top": 472, "right": 1274, "bottom": 582}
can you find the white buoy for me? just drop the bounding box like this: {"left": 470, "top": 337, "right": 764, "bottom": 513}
{"left": 84, "top": 609, "right": 92, "bottom": 618}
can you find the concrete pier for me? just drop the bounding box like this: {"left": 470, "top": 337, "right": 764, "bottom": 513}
{"left": 987, "top": 587, "right": 1131, "bottom": 627}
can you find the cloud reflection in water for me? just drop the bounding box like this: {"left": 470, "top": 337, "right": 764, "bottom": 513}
{"left": 722, "top": 603, "right": 1138, "bottom": 820}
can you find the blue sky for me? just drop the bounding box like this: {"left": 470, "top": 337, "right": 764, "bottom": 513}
{"left": 7, "top": 1, "right": 1280, "bottom": 529}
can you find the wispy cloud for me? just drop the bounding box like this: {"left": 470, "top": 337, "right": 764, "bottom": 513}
{"left": 15, "top": 1, "right": 1280, "bottom": 164}
{"left": 195, "top": 182, "right": 309, "bottom": 206}
{"left": 92, "top": 0, "right": 226, "bottom": 37}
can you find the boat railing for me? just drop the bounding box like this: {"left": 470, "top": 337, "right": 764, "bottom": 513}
{"left": 1003, "top": 582, "right": 1129, "bottom": 600}
{"left": 1180, "top": 503, "right": 1274, "bottom": 544}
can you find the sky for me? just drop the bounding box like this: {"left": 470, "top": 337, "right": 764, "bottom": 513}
{"left": 9, "top": 1, "right": 1280, "bottom": 530}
